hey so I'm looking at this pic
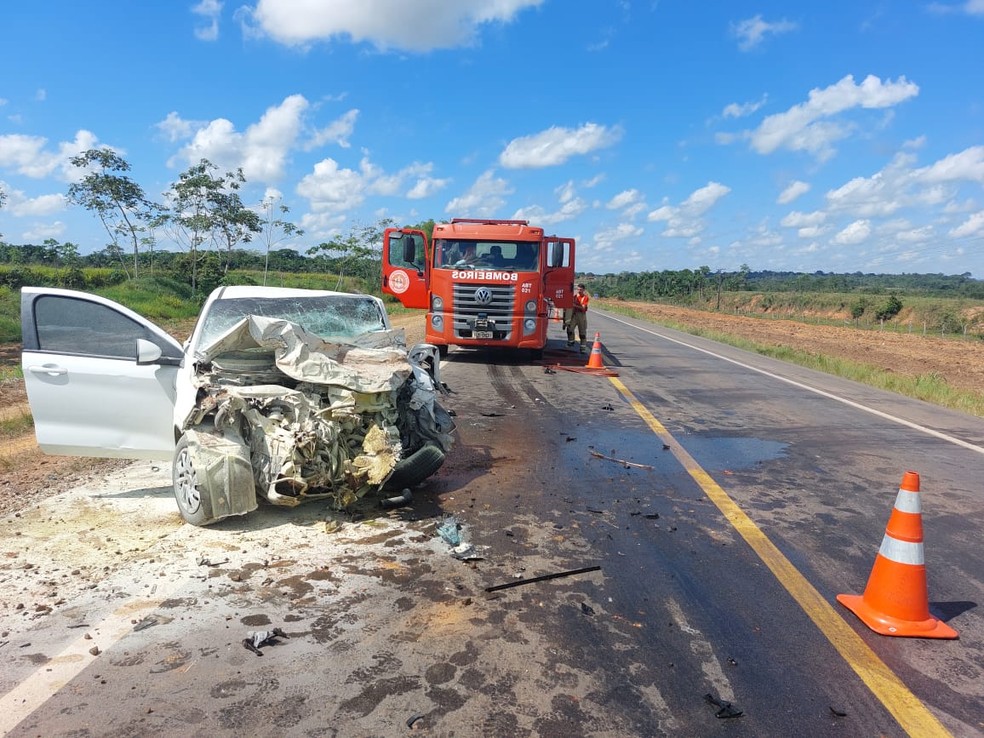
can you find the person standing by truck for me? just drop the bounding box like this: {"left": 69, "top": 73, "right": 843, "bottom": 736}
{"left": 566, "top": 283, "right": 590, "bottom": 352}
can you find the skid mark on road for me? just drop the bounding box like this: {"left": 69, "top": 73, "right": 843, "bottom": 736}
{"left": 609, "top": 376, "right": 953, "bottom": 738}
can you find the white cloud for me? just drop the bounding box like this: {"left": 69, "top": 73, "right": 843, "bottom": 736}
{"left": 777, "top": 180, "right": 810, "bottom": 204}
{"left": 445, "top": 169, "right": 513, "bottom": 216}
{"left": 833, "top": 219, "right": 871, "bottom": 245}
{"left": 646, "top": 181, "right": 730, "bottom": 238}
{"left": 780, "top": 210, "right": 826, "bottom": 228}
{"left": 499, "top": 122, "right": 622, "bottom": 169}
{"left": 0, "top": 130, "right": 100, "bottom": 180}
{"left": 927, "top": 0, "right": 984, "bottom": 16}
{"left": 306, "top": 109, "right": 360, "bottom": 150}
{"left": 949, "top": 210, "right": 984, "bottom": 238}
{"left": 731, "top": 15, "right": 797, "bottom": 51}
{"left": 745, "top": 74, "right": 919, "bottom": 161}
{"left": 168, "top": 95, "right": 309, "bottom": 182}
{"left": 915, "top": 145, "right": 984, "bottom": 184}
{"left": 592, "top": 222, "right": 644, "bottom": 252}
{"left": 297, "top": 156, "right": 372, "bottom": 213}
{"left": 192, "top": 0, "right": 222, "bottom": 41}
{"left": 722, "top": 96, "right": 767, "bottom": 119}
{"left": 156, "top": 112, "right": 200, "bottom": 142}
{"left": 243, "top": 0, "right": 543, "bottom": 51}
{"left": 22, "top": 220, "right": 66, "bottom": 240}
{"left": 2, "top": 185, "right": 67, "bottom": 217}
{"left": 606, "top": 188, "right": 642, "bottom": 210}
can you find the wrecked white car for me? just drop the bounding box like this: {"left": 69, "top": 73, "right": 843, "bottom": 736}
{"left": 20, "top": 285, "right": 455, "bottom": 526}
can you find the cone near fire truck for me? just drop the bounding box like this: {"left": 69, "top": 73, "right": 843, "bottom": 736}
{"left": 836, "top": 471, "right": 957, "bottom": 639}
{"left": 586, "top": 332, "right": 605, "bottom": 369}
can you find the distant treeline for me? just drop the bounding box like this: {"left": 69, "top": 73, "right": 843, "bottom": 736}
{"left": 0, "top": 240, "right": 375, "bottom": 297}
{"left": 3, "top": 240, "right": 983, "bottom": 301}
{"left": 585, "top": 266, "right": 984, "bottom": 300}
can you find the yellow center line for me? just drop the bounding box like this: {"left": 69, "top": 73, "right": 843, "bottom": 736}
{"left": 608, "top": 376, "right": 952, "bottom": 738}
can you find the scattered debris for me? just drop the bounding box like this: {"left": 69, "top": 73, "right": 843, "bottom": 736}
{"left": 196, "top": 556, "right": 229, "bottom": 567}
{"left": 705, "top": 694, "right": 743, "bottom": 719}
{"left": 406, "top": 713, "right": 426, "bottom": 728}
{"left": 242, "top": 628, "right": 288, "bottom": 656}
{"left": 485, "top": 565, "right": 602, "bottom": 593}
{"left": 589, "top": 450, "right": 654, "bottom": 470}
{"left": 543, "top": 366, "right": 556, "bottom": 374}
{"left": 829, "top": 706, "right": 847, "bottom": 718}
{"left": 580, "top": 602, "right": 595, "bottom": 616}
{"left": 437, "top": 516, "right": 463, "bottom": 546}
{"left": 88, "top": 646, "right": 101, "bottom": 656}
{"left": 450, "top": 543, "right": 483, "bottom": 561}
{"left": 323, "top": 519, "right": 344, "bottom": 534}
{"left": 380, "top": 488, "right": 413, "bottom": 509}
{"left": 601, "top": 404, "right": 614, "bottom": 411}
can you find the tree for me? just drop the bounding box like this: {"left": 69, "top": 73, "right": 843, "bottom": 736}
{"left": 257, "top": 193, "right": 304, "bottom": 285}
{"left": 159, "top": 159, "right": 261, "bottom": 297}
{"left": 68, "top": 148, "right": 159, "bottom": 279}
{"left": 307, "top": 219, "right": 393, "bottom": 293}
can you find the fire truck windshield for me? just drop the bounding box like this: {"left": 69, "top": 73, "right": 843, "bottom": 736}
{"left": 434, "top": 240, "right": 540, "bottom": 270}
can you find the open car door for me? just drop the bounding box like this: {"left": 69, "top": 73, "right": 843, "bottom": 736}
{"left": 20, "top": 287, "right": 184, "bottom": 460}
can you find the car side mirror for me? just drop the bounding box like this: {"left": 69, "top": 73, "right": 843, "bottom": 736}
{"left": 136, "top": 338, "right": 163, "bottom": 365}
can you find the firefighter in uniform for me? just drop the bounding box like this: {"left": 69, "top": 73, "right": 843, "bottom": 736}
{"left": 566, "top": 283, "right": 590, "bottom": 352}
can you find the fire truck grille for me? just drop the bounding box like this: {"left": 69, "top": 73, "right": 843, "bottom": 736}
{"left": 451, "top": 283, "right": 516, "bottom": 339}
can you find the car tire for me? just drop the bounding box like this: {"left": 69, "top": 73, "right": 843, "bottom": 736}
{"left": 385, "top": 443, "right": 446, "bottom": 490}
{"left": 172, "top": 434, "right": 221, "bottom": 526}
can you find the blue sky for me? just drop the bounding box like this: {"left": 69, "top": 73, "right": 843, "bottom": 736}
{"left": 1, "top": 1, "right": 983, "bottom": 277}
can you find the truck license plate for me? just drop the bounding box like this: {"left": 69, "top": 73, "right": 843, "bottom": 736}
{"left": 474, "top": 331, "right": 493, "bottom": 339}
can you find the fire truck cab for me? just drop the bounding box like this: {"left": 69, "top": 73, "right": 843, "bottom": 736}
{"left": 382, "top": 218, "right": 575, "bottom": 358}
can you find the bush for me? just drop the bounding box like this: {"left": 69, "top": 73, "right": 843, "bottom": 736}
{"left": 875, "top": 294, "right": 903, "bottom": 321}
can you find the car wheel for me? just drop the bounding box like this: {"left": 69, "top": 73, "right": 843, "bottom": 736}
{"left": 385, "top": 443, "right": 446, "bottom": 490}
{"left": 172, "top": 434, "right": 220, "bottom": 526}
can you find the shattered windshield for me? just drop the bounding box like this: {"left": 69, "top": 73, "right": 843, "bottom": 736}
{"left": 197, "top": 296, "right": 388, "bottom": 348}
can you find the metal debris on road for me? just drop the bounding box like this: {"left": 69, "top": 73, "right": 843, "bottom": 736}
{"left": 705, "top": 693, "right": 743, "bottom": 719}
{"left": 242, "top": 627, "right": 288, "bottom": 656}
{"left": 380, "top": 488, "right": 413, "bottom": 509}
{"left": 484, "top": 565, "right": 602, "bottom": 593}
{"left": 437, "top": 516, "right": 462, "bottom": 546}
{"left": 588, "top": 450, "right": 654, "bottom": 470}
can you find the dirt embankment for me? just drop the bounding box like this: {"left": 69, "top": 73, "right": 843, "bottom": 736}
{"left": 3, "top": 306, "right": 982, "bottom": 517}
{"left": 602, "top": 300, "right": 984, "bottom": 398}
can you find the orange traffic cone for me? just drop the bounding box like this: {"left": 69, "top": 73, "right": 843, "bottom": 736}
{"left": 586, "top": 332, "right": 604, "bottom": 368}
{"left": 836, "top": 471, "right": 957, "bottom": 638}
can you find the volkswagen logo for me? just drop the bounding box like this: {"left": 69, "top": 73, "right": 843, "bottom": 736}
{"left": 474, "top": 287, "right": 494, "bottom": 305}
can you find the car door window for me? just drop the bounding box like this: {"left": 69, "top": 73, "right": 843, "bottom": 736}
{"left": 34, "top": 295, "right": 169, "bottom": 359}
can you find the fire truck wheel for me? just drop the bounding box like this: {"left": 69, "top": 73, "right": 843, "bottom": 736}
{"left": 438, "top": 344, "right": 449, "bottom": 358}
{"left": 385, "top": 444, "right": 446, "bottom": 490}
{"left": 529, "top": 348, "right": 543, "bottom": 360}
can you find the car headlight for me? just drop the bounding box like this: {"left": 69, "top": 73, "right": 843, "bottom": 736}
{"left": 432, "top": 296, "right": 444, "bottom": 312}
{"left": 524, "top": 299, "right": 537, "bottom": 313}
{"left": 431, "top": 315, "right": 444, "bottom": 329}
{"left": 524, "top": 318, "right": 536, "bottom": 331}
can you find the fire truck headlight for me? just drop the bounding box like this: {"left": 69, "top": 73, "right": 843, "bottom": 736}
{"left": 432, "top": 296, "right": 444, "bottom": 312}
{"left": 431, "top": 314, "right": 444, "bottom": 330}
{"left": 524, "top": 318, "right": 536, "bottom": 332}
{"left": 524, "top": 299, "right": 537, "bottom": 313}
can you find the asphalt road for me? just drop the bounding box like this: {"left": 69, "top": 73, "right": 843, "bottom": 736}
{"left": 1, "top": 311, "right": 982, "bottom": 737}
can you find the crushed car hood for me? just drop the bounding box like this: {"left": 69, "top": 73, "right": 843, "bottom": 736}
{"left": 184, "top": 315, "right": 454, "bottom": 510}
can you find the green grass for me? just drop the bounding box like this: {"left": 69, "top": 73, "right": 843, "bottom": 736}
{"left": 604, "top": 303, "right": 984, "bottom": 418}
{"left": 0, "top": 413, "right": 33, "bottom": 438}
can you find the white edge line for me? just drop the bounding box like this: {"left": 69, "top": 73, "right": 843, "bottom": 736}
{"left": 602, "top": 312, "right": 984, "bottom": 456}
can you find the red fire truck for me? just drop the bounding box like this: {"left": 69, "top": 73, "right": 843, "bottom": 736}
{"left": 382, "top": 218, "right": 576, "bottom": 357}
